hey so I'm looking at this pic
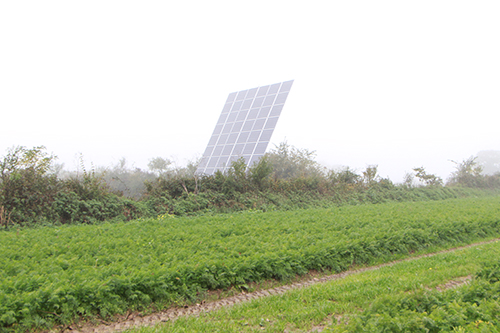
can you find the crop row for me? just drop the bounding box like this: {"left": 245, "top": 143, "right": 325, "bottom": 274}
{"left": 132, "top": 240, "right": 500, "bottom": 332}
{"left": 1, "top": 197, "right": 500, "bottom": 331}
{"left": 330, "top": 259, "right": 500, "bottom": 332}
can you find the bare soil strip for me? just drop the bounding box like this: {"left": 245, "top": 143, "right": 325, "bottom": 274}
{"left": 59, "top": 238, "right": 499, "bottom": 333}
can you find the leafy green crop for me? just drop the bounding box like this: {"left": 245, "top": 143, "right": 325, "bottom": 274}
{"left": 1, "top": 197, "right": 500, "bottom": 331}
{"left": 329, "top": 261, "right": 500, "bottom": 332}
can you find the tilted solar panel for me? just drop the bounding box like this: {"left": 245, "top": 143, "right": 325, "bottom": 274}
{"left": 196, "top": 80, "right": 294, "bottom": 175}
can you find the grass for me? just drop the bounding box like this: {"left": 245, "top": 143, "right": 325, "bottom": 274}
{"left": 128, "top": 240, "right": 500, "bottom": 332}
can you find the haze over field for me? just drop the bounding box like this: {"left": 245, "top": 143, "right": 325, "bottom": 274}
{"left": 1, "top": 1, "right": 499, "bottom": 182}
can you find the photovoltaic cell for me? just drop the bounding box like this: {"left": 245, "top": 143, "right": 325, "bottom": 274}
{"left": 280, "top": 80, "right": 293, "bottom": 92}
{"left": 270, "top": 105, "right": 283, "bottom": 117}
{"left": 227, "top": 92, "right": 237, "bottom": 102}
{"left": 196, "top": 80, "right": 294, "bottom": 175}
{"left": 242, "top": 99, "right": 253, "bottom": 110}
{"left": 246, "top": 88, "right": 258, "bottom": 99}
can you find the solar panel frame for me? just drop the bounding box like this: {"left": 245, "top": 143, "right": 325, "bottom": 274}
{"left": 197, "top": 80, "right": 294, "bottom": 175}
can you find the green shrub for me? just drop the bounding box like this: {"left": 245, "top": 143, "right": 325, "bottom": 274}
{"left": 0, "top": 146, "right": 60, "bottom": 225}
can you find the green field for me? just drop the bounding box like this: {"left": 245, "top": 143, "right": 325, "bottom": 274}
{"left": 130, "top": 240, "right": 500, "bottom": 332}
{"left": 1, "top": 197, "right": 500, "bottom": 331}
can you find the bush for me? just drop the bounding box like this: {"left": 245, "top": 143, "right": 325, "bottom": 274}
{"left": 0, "top": 147, "right": 153, "bottom": 226}
{"left": 0, "top": 146, "right": 60, "bottom": 225}
{"left": 2, "top": 144, "right": 500, "bottom": 225}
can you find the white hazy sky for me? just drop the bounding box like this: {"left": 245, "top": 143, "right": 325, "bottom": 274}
{"left": 1, "top": 1, "right": 499, "bottom": 182}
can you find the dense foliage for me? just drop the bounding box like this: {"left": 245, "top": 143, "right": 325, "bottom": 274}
{"left": 0, "top": 147, "right": 153, "bottom": 227}
{"left": 1, "top": 197, "right": 500, "bottom": 331}
{"left": 330, "top": 260, "right": 500, "bottom": 332}
{"left": 1, "top": 145, "right": 499, "bottom": 226}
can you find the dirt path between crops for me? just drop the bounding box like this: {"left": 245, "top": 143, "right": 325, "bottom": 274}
{"left": 60, "top": 238, "right": 498, "bottom": 333}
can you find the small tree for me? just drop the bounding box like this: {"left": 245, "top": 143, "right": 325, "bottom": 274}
{"left": 412, "top": 167, "right": 443, "bottom": 186}
{"left": 249, "top": 155, "right": 273, "bottom": 189}
{"left": 0, "top": 146, "right": 60, "bottom": 223}
{"left": 0, "top": 146, "right": 55, "bottom": 181}
{"left": 362, "top": 165, "right": 379, "bottom": 185}
{"left": 447, "top": 156, "right": 484, "bottom": 188}
{"left": 225, "top": 157, "right": 250, "bottom": 193}
{"left": 144, "top": 157, "right": 201, "bottom": 198}
{"left": 148, "top": 157, "right": 172, "bottom": 177}
{"left": 402, "top": 172, "right": 414, "bottom": 188}
{"left": 328, "top": 167, "right": 361, "bottom": 186}
{"left": 172, "top": 158, "right": 200, "bottom": 195}
{"left": 266, "top": 141, "right": 323, "bottom": 179}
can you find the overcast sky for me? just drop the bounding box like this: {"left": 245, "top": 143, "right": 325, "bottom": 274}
{"left": 1, "top": 1, "right": 499, "bottom": 182}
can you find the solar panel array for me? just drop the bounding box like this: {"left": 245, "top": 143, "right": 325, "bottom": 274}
{"left": 197, "top": 80, "right": 294, "bottom": 175}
